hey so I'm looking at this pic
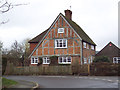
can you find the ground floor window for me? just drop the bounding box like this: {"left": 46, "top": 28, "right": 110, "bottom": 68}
{"left": 31, "top": 57, "right": 38, "bottom": 64}
{"left": 58, "top": 56, "right": 71, "bottom": 64}
{"left": 43, "top": 57, "right": 50, "bottom": 64}
{"left": 84, "top": 58, "right": 87, "bottom": 64}
{"left": 113, "top": 57, "right": 120, "bottom": 63}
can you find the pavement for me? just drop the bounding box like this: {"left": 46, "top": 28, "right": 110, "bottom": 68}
{"left": 5, "top": 80, "right": 39, "bottom": 89}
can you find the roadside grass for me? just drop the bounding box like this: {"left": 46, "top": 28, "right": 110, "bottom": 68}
{"left": 2, "top": 77, "right": 18, "bottom": 88}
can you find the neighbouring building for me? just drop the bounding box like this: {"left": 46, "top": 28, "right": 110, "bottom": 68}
{"left": 28, "top": 10, "right": 96, "bottom": 66}
{"left": 96, "top": 42, "right": 120, "bottom": 63}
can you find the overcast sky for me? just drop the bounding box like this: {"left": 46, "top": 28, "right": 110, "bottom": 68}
{"left": 0, "top": 0, "right": 119, "bottom": 51}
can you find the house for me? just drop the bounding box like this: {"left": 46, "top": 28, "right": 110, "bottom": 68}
{"left": 28, "top": 9, "right": 96, "bottom": 65}
{"left": 96, "top": 42, "right": 120, "bottom": 63}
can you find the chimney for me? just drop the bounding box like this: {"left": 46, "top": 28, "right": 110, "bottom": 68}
{"left": 64, "top": 9, "right": 72, "bottom": 20}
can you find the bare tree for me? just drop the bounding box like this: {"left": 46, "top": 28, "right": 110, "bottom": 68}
{"left": 0, "top": 0, "right": 28, "bottom": 24}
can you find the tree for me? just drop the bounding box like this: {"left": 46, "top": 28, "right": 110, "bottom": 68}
{"left": 0, "top": 0, "right": 28, "bottom": 24}
{"left": 93, "top": 56, "right": 110, "bottom": 63}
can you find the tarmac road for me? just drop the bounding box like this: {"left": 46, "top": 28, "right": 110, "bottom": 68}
{"left": 4, "top": 76, "right": 119, "bottom": 88}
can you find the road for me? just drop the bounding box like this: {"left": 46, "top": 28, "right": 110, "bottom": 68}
{"left": 4, "top": 76, "right": 119, "bottom": 88}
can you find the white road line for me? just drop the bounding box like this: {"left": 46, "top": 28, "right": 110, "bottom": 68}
{"left": 107, "top": 80, "right": 113, "bottom": 82}
{"left": 94, "top": 78, "right": 99, "bottom": 80}
{"left": 102, "top": 79, "right": 106, "bottom": 81}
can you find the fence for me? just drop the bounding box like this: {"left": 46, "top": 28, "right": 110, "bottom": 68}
{"left": 90, "top": 62, "right": 119, "bottom": 76}
{"left": 4, "top": 62, "right": 89, "bottom": 75}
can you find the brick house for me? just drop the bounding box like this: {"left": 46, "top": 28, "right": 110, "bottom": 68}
{"left": 96, "top": 42, "right": 120, "bottom": 63}
{"left": 28, "top": 10, "right": 96, "bottom": 65}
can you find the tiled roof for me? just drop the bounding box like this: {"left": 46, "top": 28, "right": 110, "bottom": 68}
{"left": 29, "top": 13, "right": 96, "bottom": 45}
{"left": 61, "top": 13, "right": 96, "bottom": 45}
{"left": 28, "top": 29, "right": 49, "bottom": 43}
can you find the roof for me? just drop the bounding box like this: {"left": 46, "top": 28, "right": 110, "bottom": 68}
{"left": 29, "top": 13, "right": 96, "bottom": 45}
{"left": 28, "top": 29, "right": 49, "bottom": 43}
{"left": 96, "top": 42, "right": 120, "bottom": 56}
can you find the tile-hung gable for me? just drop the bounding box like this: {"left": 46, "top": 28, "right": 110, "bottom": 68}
{"left": 29, "top": 10, "right": 96, "bottom": 65}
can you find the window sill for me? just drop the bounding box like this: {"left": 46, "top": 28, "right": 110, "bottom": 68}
{"left": 43, "top": 63, "right": 50, "bottom": 64}
{"left": 31, "top": 63, "right": 38, "bottom": 64}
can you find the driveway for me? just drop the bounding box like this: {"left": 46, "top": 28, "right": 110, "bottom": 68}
{"left": 4, "top": 76, "right": 119, "bottom": 88}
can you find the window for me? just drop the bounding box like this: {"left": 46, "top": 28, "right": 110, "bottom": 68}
{"left": 113, "top": 57, "right": 120, "bottom": 63}
{"left": 58, "top": 56, "right": 71, "bottom": 64}
{"left": 88, "top": 57, "right": 91, "bottom": 64}
{"left": 84, "top": 58, "right": 87, "bottom": 64}
{"left": 91, "top": 56, "right": 93, "bottom": 63}
{"left": 83, "top": 42, "right": 86, "bottom": 48}
{"left": 91, "top": 45, "right": 94, "bottom": 50}
{"left": 87, "top": 44, "right": 89, "bottom": 49}
{"left": 55, "top": 39, "right": 67, "bottom": 48}
{"left": 58, "top": 28, "right": 64, "bottom": 33}
{"left": 31, "top": 57, "right": 38, "bottom": 64}
{"left": 43, "top": 57, "right": 50, "bottom": 64}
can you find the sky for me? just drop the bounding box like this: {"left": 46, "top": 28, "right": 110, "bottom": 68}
{"left": 0, "top": 0, "right": 119, "bottom": 51}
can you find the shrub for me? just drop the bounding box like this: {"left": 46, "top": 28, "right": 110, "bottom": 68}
{"left": 37, "top": 57, "right": 42, "bottom": 66}
{"left": 2, "top": 56, "right": 7, "bottom": 75}
{"left": 93, "top": 56, "right": 110, "bottom": 63}
{"left": 50, "top": 56, "right": 58, "bottom": 66}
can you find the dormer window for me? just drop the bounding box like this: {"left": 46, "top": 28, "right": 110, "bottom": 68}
{"left": 58, "top": 28, "right": 64, "bottom": 33}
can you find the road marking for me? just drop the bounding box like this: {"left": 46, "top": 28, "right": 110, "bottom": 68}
{"left": 107, "top": 80, "right": 113, "bottom": 82}
{"left": 94, "top": 78, "right": 99, "bottom": 80}
{"left": 102, "top": 79, "right": 106, "bottom": 81}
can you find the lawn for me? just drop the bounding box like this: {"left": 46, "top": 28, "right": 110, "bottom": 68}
{"left": 2, "top": 77, "right": 18, "bottom": 88}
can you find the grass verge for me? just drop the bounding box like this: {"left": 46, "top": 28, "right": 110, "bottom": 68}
{"left": 2, "top": 77, "right": 18, "bottom": 88}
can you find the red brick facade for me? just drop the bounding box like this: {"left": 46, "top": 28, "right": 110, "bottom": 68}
{"left": 29, "top": 10, "right": 96, "bottom": 66}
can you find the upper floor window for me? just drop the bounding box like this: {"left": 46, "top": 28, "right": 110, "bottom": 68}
{"left": 91, "top": 45, "right": 94, "bottom": 50}
{"left": 83, "top": 42, "right": 86, "bottom": 48}
{"left": 58, "top": 28, "right": 64, "bottom": 33}
{"left": 43, "top": 57, "right": 50, "bottom": 64}
{"left": 55, "top": 39, "right": 67, "bottom": 48}
{"left": 31, "top": 57, "right": 38, "bottom": 64}
{"left": 87, "top": 44, "right": 89, "bottom": 49}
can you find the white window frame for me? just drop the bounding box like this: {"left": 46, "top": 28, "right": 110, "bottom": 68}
{"left": 43, "top": 57, "right": 50, "bottom": 64}
{"left": 87, "top": 44, "right": 89, "bottom": 49}
{"left": 113, "top": 57, "right": 120, "bottom": 63}
{"left": 91, "top": 56, "right": 93, "bottom": 63}
{"left": 88, "top": 57, "right": 91, "bottom": 64}
{"left": 84, "top": 58, "right": 87, "bottom": 64}
{"left": 55, "top": 39, "right": 67, "bottom": 48}
{"left": 58, "top": 28, "right": 64, "bottom": 33}
{"left": 91, "top": 45, "right": 94, "bottom": 50}
{"left": 31, "top": 57, "right": 38, "bottom": 64}
{"left": 58, "top": 56, "right": 71, "bottom": 64}
{"left": 83, "top": 42, "right": 86, "bottom": 48}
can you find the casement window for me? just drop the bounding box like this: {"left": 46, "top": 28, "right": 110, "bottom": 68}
{"left": 87, "top": 44, "right": 89, "bottom": 49}
{"left": 43, "top": 57, "right": 50, "bottom": 64}
{"left": 83, "top": 42, "right": 86, "bottom": 48}
{"left": 58, "top": 28, "right": 64, "bottom": 33}
{"left": 55, "top": 39, "right": 67, "bottom": 48}
{"left": 58, "top": 56, "right": 71, "bottom": 64}
{"left": 91, "top": 56, "right": 93, "bottom": 63}
{"left": 84, "top": 58, "right": 87, "bottom": 64}
{"left": 31, "top": 57, "right": 38, "bottom": 64}
{"left": 91, "top": 45, "right": 94, "bottom": 50}
{"left": 88, "top": 57, "right": 91, "bottom": 64}
{"left": 113, "top": 57, "right": 120, "bottom": 63}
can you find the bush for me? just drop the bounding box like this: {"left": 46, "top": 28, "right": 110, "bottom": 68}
{"left": 93, "top": 56, "right": 110, "bottom": 63}
{"left": 2, "top": 56, "right": 7, "bottom": 75}
{"left": 37, "top": 57, "right": 42, "bottom": 66}
{"left": 50, "top": 56, "right": 58, "bottom": 66}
